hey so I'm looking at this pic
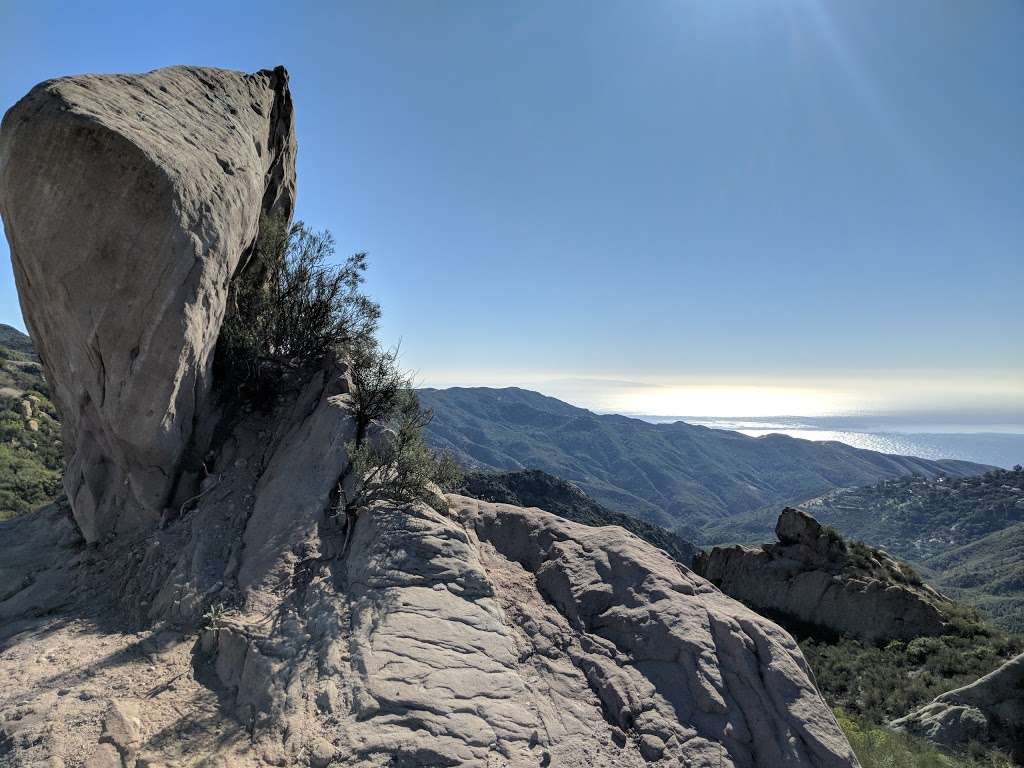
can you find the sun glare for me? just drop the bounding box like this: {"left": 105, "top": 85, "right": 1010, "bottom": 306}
{"left": 604, "top": 384, "right": 850, "bottom": 418}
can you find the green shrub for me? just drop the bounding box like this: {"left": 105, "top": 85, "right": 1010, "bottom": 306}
{"left": 803, "top": 630, "right": 1021, "bottom": 725}
{"left": 836, "top": 710, "right": 1013, "bottom": 768}
{"left": 0, "top": 444, "right": 61, "bottom": 520}
{"left": 215, "top": 216, "right": 461, "bottom": 517}
{"left": 823, "top": 524, "right": 847, "bottom": 552}
{"left": 216, "top": 216, "right": 380, "bottom": 398}
{"left": 0, "top": 382, "right": 63, "bottom": 519}
{"left": 341, "top": 358, "right": 462, "bottom": 514}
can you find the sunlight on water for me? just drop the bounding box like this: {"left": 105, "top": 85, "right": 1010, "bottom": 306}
{"left": 676, "top": 418, "right": 1024, "bottom": 469}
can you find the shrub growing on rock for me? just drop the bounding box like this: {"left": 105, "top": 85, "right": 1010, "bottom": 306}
{"left": 216, "top": 216, "right": 380, "bottom": 397}
{"left": 215, "top": 215, "right": 461, "bottom": 516}
{"left": 343, "top": 387, "right": 462, "bottom": 512}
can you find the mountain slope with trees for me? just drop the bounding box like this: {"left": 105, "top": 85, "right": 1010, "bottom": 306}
{"left": 800, "top": 468, "right": 1024, "bottom": 631}
{"left": 419, "top": 386, "right": 988, "bottom": 531}
{"left": 0, "top": 325, "right": 61, "bottom": 519}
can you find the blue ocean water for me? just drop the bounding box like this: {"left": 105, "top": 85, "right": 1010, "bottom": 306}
{"left": 640, "top": 414, "right": 1024, "bottom": 469}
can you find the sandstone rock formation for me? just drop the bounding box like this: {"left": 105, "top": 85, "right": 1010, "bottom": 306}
{"left": 694, "top": 508, "right": 953, "bottom": 644}
{"left": 0, "top": 67, "right": 858, "bottom": 767}
{"left": 0, "top": 65, "right": 296, "bottom": 543}
{"left": 2, "top": 493, "right": 859, "bottom": 767}
{"left": 892, "top": 653, "right": 1024, "bottom": 761}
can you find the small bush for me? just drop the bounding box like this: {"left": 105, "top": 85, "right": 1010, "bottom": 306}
{"left": 342, "top": 371, "right": 461, "bottom": 513}
{"left": 823, "top": 524, "right": 847, "bottom": 551}
{"left": 349, "top": 343, "right": 407, "bottom": 438}
{"left": 216, "top": 216, "right": 380, "bottom": 398}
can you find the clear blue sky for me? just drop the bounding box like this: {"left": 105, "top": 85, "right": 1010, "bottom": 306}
{"left": 1, "top": 1, "right": 1022, "bottom": 417}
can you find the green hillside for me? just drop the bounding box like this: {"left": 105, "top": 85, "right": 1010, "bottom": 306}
{"left": 0, "top": 323, "right": 38, "bottom": 359}
{"left": 800, "top": 469, "right": 1024, "bottom": 629}
{"left": 0, "top": 326, "right": 62, "bottom": 520}
{"left": 419, "top": 386, "right": 988, "bottom": 531}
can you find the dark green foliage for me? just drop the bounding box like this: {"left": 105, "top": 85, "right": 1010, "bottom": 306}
{"left": 842, "top": 538, "right": 924, "bottom": 586}
{"left": 458, "top": 468, "right": 698, "bottom": 563}
{"left": 0, "top": 446, "right": 61, "bottom": 519}
{"left": 0, "top": 340, "right": 62, "bottom": 520}
{"left": 417, "top": 387, "right": 987, "bottom": 531}
{"left": 836, "top": 710, "right": 1013, "bottom": 768}
{"left": 343, "top": 387, "right": 461, "bottom": 513}
{"left": 349, "top": 344, "right": 407, "bottom": 438}
{"left": 801, "top": 627, "right": 1021, "bottom": 725}
{"left": 822, "top": 524, "right": 847, "bottom": 551}
{"left": 216, "top": 216, "right": 380, "bottom": 399}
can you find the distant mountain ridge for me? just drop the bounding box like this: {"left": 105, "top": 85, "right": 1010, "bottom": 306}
{"left": 457, "top": 468, "right": 698, "bottom": 564}
{"left": 0, "top": 324, "right": 35, "bottom": 359}
{"left": 419, "top": 386, "right": 988, "bottom": 530}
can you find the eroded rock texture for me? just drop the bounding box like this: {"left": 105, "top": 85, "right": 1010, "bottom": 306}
{"left": 694, "top": 508, "right": 952, "bottom": 644}
{"left": 0, "top": 65, "right": 296, "bottom": 542}
{"left": 892, "top": 653, "right": 1024, "bottom": 761}
{"left": 0, "top": 67, "right": 858, "bottom": 767}
{"left": 1, "top": 493, "right": 859, "bottom": 766}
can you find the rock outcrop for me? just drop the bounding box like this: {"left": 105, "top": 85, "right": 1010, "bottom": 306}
{"left": 2, "top": 493, "right": 859, "bottom": 767}
{"left": 459, "top": 468, "right": 699, "bottom": 563}
{"left": 892, "top": 653, "right": 1024, "bottom": 761}
{"left": 0, "top": 67, "right": 858, "bottom": 767}
{"left": 694, "top": 508, "right": 953, "bottom": 644}
{"left": 0, "top": 65, "right": 296, "bottom": 543}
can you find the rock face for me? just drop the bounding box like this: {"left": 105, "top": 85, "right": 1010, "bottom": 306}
{"left": 694, "top": 508, "right": 952, "bottom": 644}
{"left": 892, "top": 653, "right": 1024, "bottom": 761}
{"left": 459, "top": 468, "right": 699, "bottom": 564}
{"left": 0, "top": 68, "right": 858, "bottom": 767}
{"left": 0, "top": 65, "right": 296, "bottom": 543}
{"left": 1, "top": 494, "right": 859, "bottom": 767}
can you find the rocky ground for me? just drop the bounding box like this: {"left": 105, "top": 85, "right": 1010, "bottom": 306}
{"left": 0, "top": 490, "right": 860, "bottom": 767}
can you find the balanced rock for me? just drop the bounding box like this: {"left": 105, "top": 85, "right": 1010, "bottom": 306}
{"left": 694, "top": 508, "right": 952, "bottom": 644}
{"left": 0, "top": 65, "right": 296, "bottom": 542}
{"left": 0, "top": 67, "right": 859, "bottom": 767}
{"left": 892, "top": 652, "right": 1024, "bottom": 761}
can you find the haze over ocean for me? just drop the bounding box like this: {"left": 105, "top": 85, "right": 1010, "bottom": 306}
{"left": 661, "top": 415, "right": 1024, "bottom": 469}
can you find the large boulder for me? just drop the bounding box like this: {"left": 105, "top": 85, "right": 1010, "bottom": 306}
{"left": 0, "top": 67, "right": 859, "bottom": 767}
{"left": 694, "top": 508, "right": 952, "bottom": 644}
{"left": 0, "top": 65, "right": 296, "bottom": 542}
{"left": 892, "top": 653, "right": 1024, "bottom": 761}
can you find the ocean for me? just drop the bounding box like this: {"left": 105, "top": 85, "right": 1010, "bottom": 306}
{"left": 636, "top": 414, "right": 1024, "bottom": 469}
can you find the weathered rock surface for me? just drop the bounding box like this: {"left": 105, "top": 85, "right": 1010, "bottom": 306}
{"left": 694, "top": 507, "right": 952, "bottom": 644}
{"left": 892, "top": 652, "right": 1024, "bottom": 761}
{"left": 0, "top": 65, "right": 296, "bottom": 543}
{"left": 0, "top": 67, "right": 858, "bottom": 767}
{"left": 2, "top": 493, "right": 859, "bottom": 767}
